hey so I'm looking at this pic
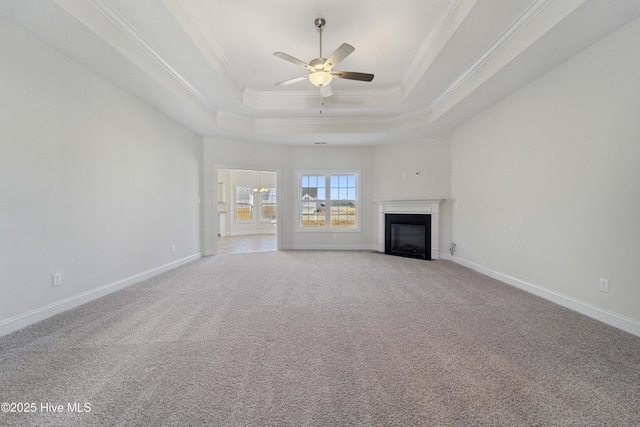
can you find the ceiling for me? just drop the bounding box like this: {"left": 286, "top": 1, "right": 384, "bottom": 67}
{"left": 2, "top": 0, "right": 640, "bottom": 146}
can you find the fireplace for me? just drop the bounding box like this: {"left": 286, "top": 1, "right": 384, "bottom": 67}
{"left": 375, "top": 199, "right": 442, "bottom": 259}
{"left": 385, "top": 214, "right": 431, "bottom": 260}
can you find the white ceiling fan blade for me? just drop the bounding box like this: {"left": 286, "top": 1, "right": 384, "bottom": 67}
{"left": 274, "top": 52, "right": 316, "bottom": 71}
{"left": 331, "top": 71, "right": 374, "bottom": 82}
{"left": 275, "top": 75, "right": 309, "bottom": 86}
{"left": 321, "top": 84, "right": 332, "bottom": 97}
{"left": 323, "top": 43, "right": 355, "bottom": 70}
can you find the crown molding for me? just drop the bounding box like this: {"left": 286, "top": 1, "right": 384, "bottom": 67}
{"left": 254, "top": 117, "right": 391, "bottom": 135}
{"left": 160, "top": 0, "right": 245, "bottom": 102}
{"left": 76, "top": 0, "right": 217, "bottom": 113}
{"left": 217, "top": 111, "right": 255, "bottom": 133}
{"left": 401, "top": 0, "right": 477, "bottom": 99}
{"left": 429, "top": 0, "right": 554, "bottom": 113}
{"left": 242, "top": 0, "right": 477, "bottom": 110}
{"left": 210, "top": 106, "right": 434, "bottom": 136}
{"left": 48, "top": 0, "right": 597, "bottom": 142}
{"left": 244, "top": 86, "right": 403, "bottom": 110}
{"left": 429, "top": 0, "right": 589, "bottom": 122}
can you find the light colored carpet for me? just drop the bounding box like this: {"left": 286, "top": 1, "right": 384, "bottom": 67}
{"left": 1, "top": 251, "right": 639, "bottom": 426}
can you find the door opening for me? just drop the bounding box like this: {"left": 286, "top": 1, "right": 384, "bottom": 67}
{"left": 217, "top": 169, "right": 277, "bottom": 255}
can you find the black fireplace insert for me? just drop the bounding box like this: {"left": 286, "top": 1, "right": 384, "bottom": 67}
{"left": 385, "top": 214, "right": 431, "bottom": 260}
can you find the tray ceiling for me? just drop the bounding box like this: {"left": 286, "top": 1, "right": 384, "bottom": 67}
{"left": 2, "top": 0, "right": 639, "bottom": 145}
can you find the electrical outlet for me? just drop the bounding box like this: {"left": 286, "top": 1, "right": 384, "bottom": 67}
{"left": 171, "top": 245, "right": 175, "bottom": 253}
{"left": 599, "top": 278, "right": 609, "bottom": 293}
{"left": 52, "top": 273, "right": 62, "bottom": 287}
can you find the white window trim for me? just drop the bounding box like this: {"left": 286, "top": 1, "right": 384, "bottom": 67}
{"left": 234, "top": 185, "right": 254, "bottom": 223}
{"left": 295, "top": 170, "right": 361, "bottom": 233}
{"left": 259, "top": 187, "right": 277, "bottom": 223}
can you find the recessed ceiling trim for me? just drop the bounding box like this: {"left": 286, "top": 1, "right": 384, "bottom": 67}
{"left": 427, "top": 0, "right": 556, "bottom": 114}
{"left": 217, "top": 111, "right": 255, "bottom": 133}
{"left": 244, "top": 86, "right": 403, "bottom": 110}
{"left": 401, "top": 0, "right": 477, "bottom": 98}
{"left": 163, "top": 0, "right": 245, "bottom": 98}
{"left": 72, "top": 0, "right": 217, "bottom": 113}
{"left": 212, "top": 105, "right": 437, "bottom": 136}
{"left": 429, "top": 0, "right": 589, "bottom": 123}
{"left": 254, "top": 119, "right": 391, "bottom": 135}
{"left": 256, "top": 117, "right": 391, "bottom": 126}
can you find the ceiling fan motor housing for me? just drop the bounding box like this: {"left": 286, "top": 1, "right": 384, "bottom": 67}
{"left": 310, "top": 58, "right": 327, "bottom": 70}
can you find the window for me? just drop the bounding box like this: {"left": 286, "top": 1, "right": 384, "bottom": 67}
{"left": 260, "top": 188, "right": 277, "bottom": 221}
{"left": 235, "top": 186, "right": 253, "bottom": 221}
{"left": 297, "top": 171, "right": 359, "bottom": 231}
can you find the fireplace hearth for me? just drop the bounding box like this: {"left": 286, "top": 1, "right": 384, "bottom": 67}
{"left": 385, "top": 214, "right": 431, "bottom": 260}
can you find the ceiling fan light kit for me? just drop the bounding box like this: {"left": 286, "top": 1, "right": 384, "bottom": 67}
{"left": 274, "top": 17, "right": 374, "bottom": 106}
{"left": 308, "top": 71, "right": 332, "bottom": 87}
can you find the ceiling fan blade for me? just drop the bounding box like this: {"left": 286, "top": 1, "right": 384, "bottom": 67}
{"left": 331, "top": 71, "right": 374, "bottom": 82}
{"left": 323, "top": 43, "right": 355, "bottom": 70}
{"left": 275, "top": 75, "right": 309, "bottom": 86}
{"left": 321, "top": 84, "right": 333, "bottom": 97}
{"left": 274, "top": 52, "right": 316, "bottom": 71}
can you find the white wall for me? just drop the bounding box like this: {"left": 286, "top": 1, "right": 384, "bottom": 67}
{"left": 224, "top": 170, "right": 277, "bottom": 236}
{"left": 450, "top": 17, "right": 640, "bottom": 335}
{"left": 0, "top": 19, "right": 202, "bottom": 336}
{"left": 288, "top": 146, "right": 374, "bottom": 250}
{"left": 203, "top": 138, "right": 452, "bottom": 253}
{"left": 372, "top": 134, "right": 452, "bottom": 257}
{"left": 203, "top": 138, "right": 291, "bottom": 255}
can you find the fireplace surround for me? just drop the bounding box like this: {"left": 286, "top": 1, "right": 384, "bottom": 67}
{"left": 385, "top": 214, "right": 431, "bottom": 259}
{"left": 375, "top": 199, "right": 442, "bottom": 260}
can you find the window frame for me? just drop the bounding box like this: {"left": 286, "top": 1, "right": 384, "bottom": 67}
{"left": 234, "top": 185, "right": 254, "bottom": 223}
{"left": 259, "top": 187, "right": 277, "bottom": 222}
{"left": 296, "top": 170, "right": 360, "bottom": 232}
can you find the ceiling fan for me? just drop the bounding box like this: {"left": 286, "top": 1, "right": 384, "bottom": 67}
{"left": 274, "top": 18, "right": 374, "bottom": 99}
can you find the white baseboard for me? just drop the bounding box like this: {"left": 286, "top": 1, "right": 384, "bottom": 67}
{"left": 283, "top": 244, "right": 376, "bottom": 251}
{"left": 0, "top": 253, "right": 201, "bottom": 338}
{"left": 451, "top": 256, "right": 640, "bottom": 338}
{"left": 278, "top": 246, "right": 455, "bottom": 258}
{"left": 225, "top": 230, "right": 276, "bottom": 237}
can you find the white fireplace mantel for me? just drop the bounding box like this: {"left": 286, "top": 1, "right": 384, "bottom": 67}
{"left": 374, "top": 199, "right": 443, "bottom": 259}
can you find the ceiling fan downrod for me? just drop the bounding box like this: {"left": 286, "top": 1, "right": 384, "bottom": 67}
{"left": 315, "top": 18, "right": 325, "bottom": 59}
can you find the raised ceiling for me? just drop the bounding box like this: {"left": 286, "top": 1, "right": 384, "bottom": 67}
{"left": 2, "top": 0, "right": 640, "bottom": 145}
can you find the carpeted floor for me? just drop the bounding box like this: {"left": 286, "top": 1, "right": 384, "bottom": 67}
{"left": 1, "top": 251, "right": 639, "bottom": 426}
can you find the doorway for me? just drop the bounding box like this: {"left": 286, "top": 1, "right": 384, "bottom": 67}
{"left": 216, "top": 169, "right": 277, "bottom": 255}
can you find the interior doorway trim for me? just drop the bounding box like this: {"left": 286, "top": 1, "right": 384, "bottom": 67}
{"left": 208, "top": 164, "right": 280, "bottom": 256}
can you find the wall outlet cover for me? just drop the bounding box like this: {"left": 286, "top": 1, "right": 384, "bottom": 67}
{"left": 599, "top": 278, "right": 609, "bottom": 292}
